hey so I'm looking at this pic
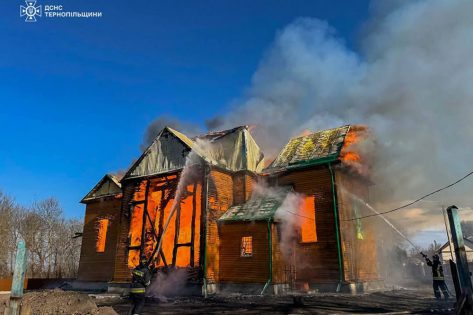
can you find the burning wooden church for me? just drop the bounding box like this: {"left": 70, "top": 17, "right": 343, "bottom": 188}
{"left": 78, "top": 125, "right": 380, "bottom": 294}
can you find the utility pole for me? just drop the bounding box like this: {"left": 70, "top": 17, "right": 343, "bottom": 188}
{"left": 5, "top": 240, "right": 28, "bottom": 315}
{"left": 447, "top": 205, "right": 473, "bottom": 315}
{"left": 442, "top": 205, "right": 455, "bottom": 262}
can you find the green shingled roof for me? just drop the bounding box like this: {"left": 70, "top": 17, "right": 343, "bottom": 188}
{"left": 265, "top": 125, "right": 350, "bottom": 172}
{"left": 218, "top": 186, "right": 292, "bottom": 222}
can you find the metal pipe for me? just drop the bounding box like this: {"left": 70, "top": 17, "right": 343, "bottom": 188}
{"left": 328, "top": 163, "right": 344, "bottom": 292}
{"left": 261, "top": 219, "right": 272, "bottom": 295}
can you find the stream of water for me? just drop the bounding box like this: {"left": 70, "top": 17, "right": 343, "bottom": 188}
{"left": 342, "top": 188, "right": 420, "bottom": 251}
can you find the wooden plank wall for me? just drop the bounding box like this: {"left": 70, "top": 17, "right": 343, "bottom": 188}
{"left": 233, "top": 173, "right": 245, "bottom": 205}
{"left": 244, "top": 173, "right": 256, "bottom": 201}
{"left": 335, "top": 170, "right": 379, "bottom": 282}
{"left": 77, "top": 197, "right": 122, "bottom": 282}
{"left": 277, "top": 166, "right": 340, "bottom": 284}
{"left": 233, "top": 171, "right": 257, "bottom": 205}
{"left": 206, "top": 168, "right": 233, "bottom": 283}
{"left": 271, "top": 223, "right": 288, "bottom": 284}
{"left": 112, "top": 182, "right": 136, "bottom": 282}
{"left": 218, "top": 222, "right": 269, "bottom": 283}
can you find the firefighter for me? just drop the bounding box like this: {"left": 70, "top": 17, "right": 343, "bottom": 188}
{"left": 129, "top": 256, "right": 152, "bottom": 315}
{"left": 422, "top": 253, "right": 449, "bottom": 300}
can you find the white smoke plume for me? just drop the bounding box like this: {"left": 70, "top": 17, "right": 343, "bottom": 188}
{"left": 274, "top": 191, "right": 303, "bottom": 261}
{"left": 248, "top": 183, "right": 305, "bottom": 261}
{"left": 211, "top": 0, "right": 473, "bottom": 240}
{"left": 147, "top": 268, "right": 188, "bottom": 298}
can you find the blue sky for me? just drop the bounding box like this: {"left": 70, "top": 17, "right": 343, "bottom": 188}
{"left": 0, "top": 0, "right": 370, "bottom": 218}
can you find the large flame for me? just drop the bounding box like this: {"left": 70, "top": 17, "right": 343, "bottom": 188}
{"left": 299, "top": 195, "right": 317, "bottom": 243}
{"left": 340, "top": 125, "right": 371, "bottom": 176}
{"left": 127, "top": 175, "right": 202, "bottom": 269}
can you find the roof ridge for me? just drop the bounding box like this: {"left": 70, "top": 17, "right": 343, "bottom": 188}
{"left": 289, "top": 124, "right": 351, "bottom": 142}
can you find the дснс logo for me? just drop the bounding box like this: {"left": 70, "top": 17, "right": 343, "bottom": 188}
{"left": 20, "top": 1, "right": 42, "bottom": 22}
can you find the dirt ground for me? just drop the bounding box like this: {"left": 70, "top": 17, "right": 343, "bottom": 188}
{"left": 0, "top": 289, "right": 117, "bottom": 315}
{"left": 0, "top": 288, "right": 456, "bottom": 314}
{"left": 101, "top": 289, "right": 455, "bottom": 314}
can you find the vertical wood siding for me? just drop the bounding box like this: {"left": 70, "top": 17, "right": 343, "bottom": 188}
{"left": 112, "top": 182, "right": 136, "bottom": 282}
{"left": 277, "top": 166, "right": 340, "bottom": 283}
{"left": 336, "top": 170, "right": 379, "bottom": 282}
{"left": 206, "top": 169, "right": 233, "bottom": 283}
{"left": 218, "top": 222, "right": 269, "bottom": 283}
{"left": 78, "top": 197, "right": 122, "bottom": 281}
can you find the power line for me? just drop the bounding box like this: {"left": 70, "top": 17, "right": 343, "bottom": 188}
{"left": 346, "top": 170, "right": 473, "bottom": 221}
{"left": 283, "top": 208, "right": 315, "bottom": 221}
{"left": 281, "top": 170, "right": 473, "bottom": 222}
{"left": 279, "top": 170, "right": 473, "bottom": 223}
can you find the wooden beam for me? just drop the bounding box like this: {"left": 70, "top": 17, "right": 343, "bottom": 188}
{"left": 172, "top": 203, "right": 181, "bottom": 266}
{"left": 190, "top": 182, "right": 197, "bottom": 267}
{"left": 199, "top": 169, "right": 209, "bottom": 279}
{"left": 139, "top": 180, "right": 151, "bottom": 257}
{"left": 176, "top": 243, "right": 192, "bottom": 247}
{"left": 148, "top": 184, "right": 176, "bottom": 266}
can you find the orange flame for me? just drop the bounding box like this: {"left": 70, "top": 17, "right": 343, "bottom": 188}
{"left": 340, "top": 125, "right": 371, "bottom": 175}
{"left": 127, "top": 175, "right": 202, "bottom": 269}
{"left": 300, "top": 196, "right": 317, "bottom": 243}
{"left": 96, "top": 218, "right": 109, "bottom": 253}
{"left": 297, "top": 129, "right": 312, "bottom": 137}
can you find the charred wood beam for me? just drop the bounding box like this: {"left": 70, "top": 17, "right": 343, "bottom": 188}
{"left": 199, "top": 169, "right": 209, "bottom": 280}
{"left": 172, "top": 204, "right": 181, "bottom": 266}
{"left": 176, "top": 243, "right": 192, "bottom": 247}
{"left": 130, "top": 200, "right": 146, "bottom": 205}
{"left": 144, "top": 202, "right": 169, "bottom": 268}
{"left": 151, "top": 182, "right": 179, "bottom": 192}
{"left": 159, "top": 249, "right": 168, "bottom": 267}
{"left": 190, "top": 182, "right": 197, "bottom": 267}
{"left": 144, "top": 208, "right": 159, "bottom": 241}
{"left": 148, "top": 186, "right": 175, "bottom": 266}
{"left": 139, "top": 180, "right": 151, "bottom": 257}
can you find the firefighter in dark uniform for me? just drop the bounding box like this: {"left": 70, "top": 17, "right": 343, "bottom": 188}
{"left": 423, "top": 253, "right": 449, "bottom": 300}
{"left": 129, "top": 256, "right": 152, "bottom": 315}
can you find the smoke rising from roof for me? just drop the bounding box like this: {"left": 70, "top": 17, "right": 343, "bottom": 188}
{"left": 210, "top": 0, "right": 473, "bottom": 237}
{"left": 142, "top": 116, "right": 202, "bottom": 150}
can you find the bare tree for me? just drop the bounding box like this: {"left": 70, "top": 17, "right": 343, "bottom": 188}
{"left": 0, "top": 191, "right": 83, "bottom": 279}
{"left": 0, "top": 192, "right": 17, "bottom": 277}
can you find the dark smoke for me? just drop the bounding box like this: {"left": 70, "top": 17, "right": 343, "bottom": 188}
{"left": 205, "top": 116, "right": 224, "bottom": 131}
{"left": 141, "top": 0, "right": 473, "bottom": 239}
{"left": 214, "top": 0, "right": 473, "bottom": 236}
{"left": 141, "top": 116, "right": 202, "bottom": 150}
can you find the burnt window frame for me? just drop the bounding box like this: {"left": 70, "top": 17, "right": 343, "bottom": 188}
{"left": 95, "top": 217, "right": 109, "bottom": 253}
{"left": 240, "top": 236, "right": 253, "bottom": 257}
{"left": 299, "top": 195, "right": 318, "bottom": 244}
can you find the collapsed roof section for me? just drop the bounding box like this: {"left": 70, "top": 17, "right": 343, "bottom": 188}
{"left": 265, "top": 125, "right": 351, "bottom": 173}
{"left": 122, "top": 126, "right": 265, "bottom": 181}
{"left": 81, "top": 174, "right": 122, "bottom": 203}
{"left": 196, "top": 126, "right": 265, "bottom": 173}
{"left": 218, "top": 186, "right": 292, "bottom": 222}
